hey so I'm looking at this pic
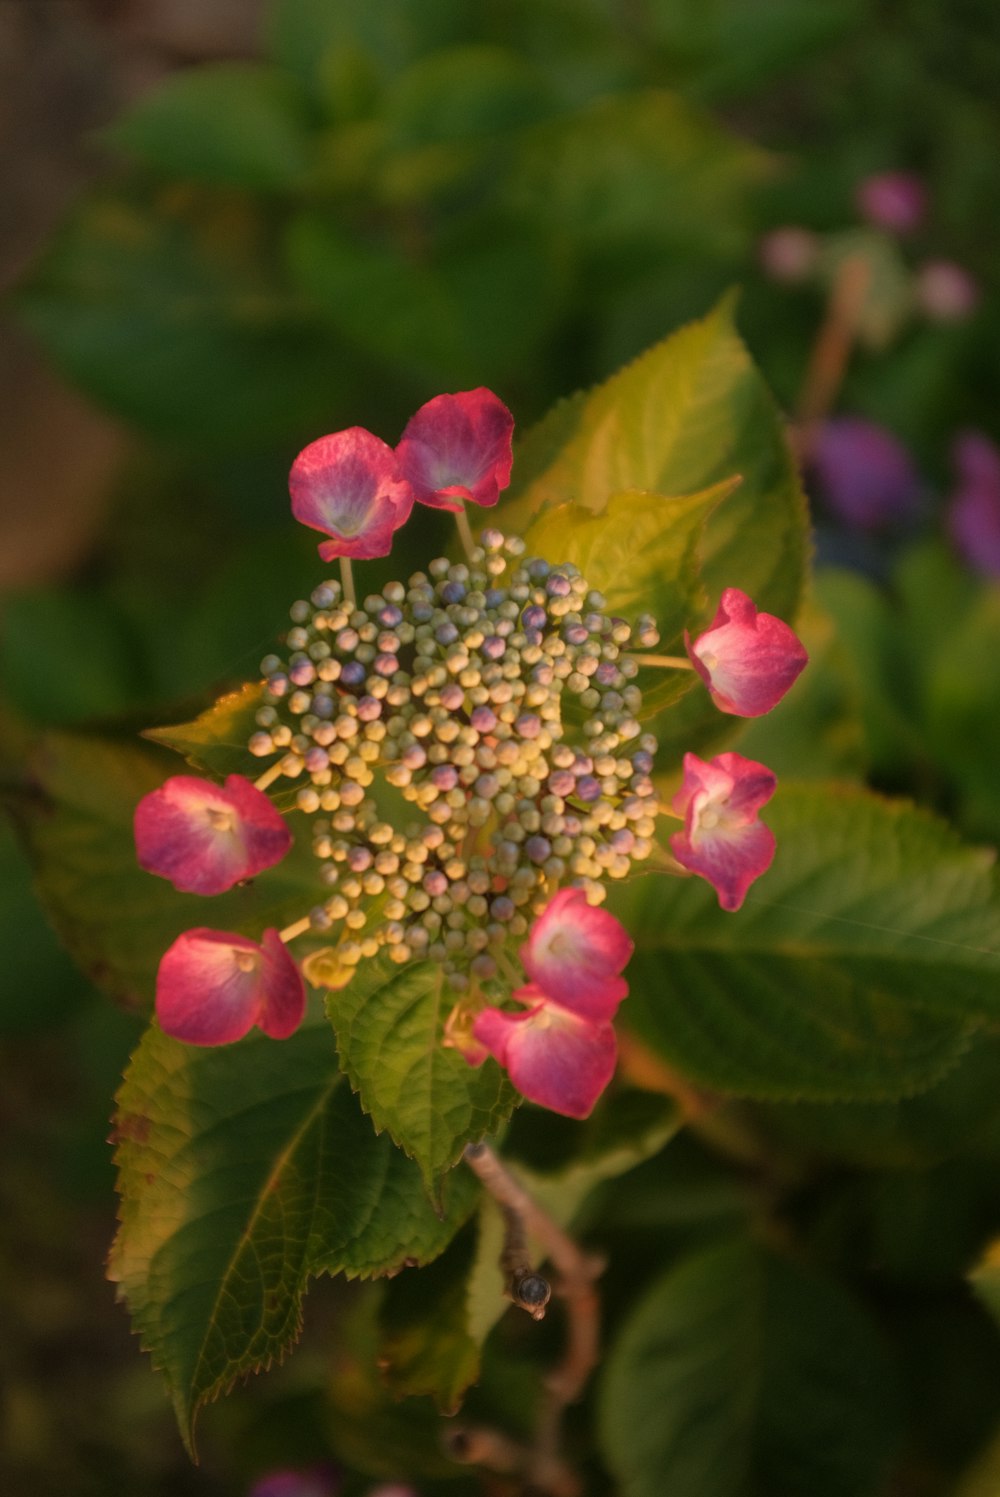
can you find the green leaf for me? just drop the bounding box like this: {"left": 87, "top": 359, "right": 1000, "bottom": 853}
{"left": 507, "top": 90, "right": 772, "bottom": 257}
{"left": 143, "top": 683, "right": 266, "bottom": 779}
{"left": 107, "top": 65, "right": 313, "bottom": 189}
{"left": 498, "top": 296, "right": 809, "bottom": 758}
{"left": 9, "top": 731, "right": 318, "bottom": 1010}
{"left": 328, "top": 954, "right": 517, "bottom": 1195}
{"left": 377, "top": 1223, "right": 480, "bottom": 1413}
{"left": 14, "top": 193, "right": 340, "bottom": 447}
{"left": 598, "top": 1239, "right": 901, "bottom": 1497}
{"left": 524, "top": 479, "right": 738, "bottom": 717}
{"left": 615, "top": 782, "right": 996, "bottom": 1100}
{"left": 109, "top": 1014, "right": 478, "bottom": 1451}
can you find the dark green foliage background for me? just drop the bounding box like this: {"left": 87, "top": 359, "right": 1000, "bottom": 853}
{"left": 5, "top": 1, "right": 1000, "bottom": 1495}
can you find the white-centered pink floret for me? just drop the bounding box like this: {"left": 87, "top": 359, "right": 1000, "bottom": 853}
{"left": 156, "top": 927, "right": 306, "bottom": 1045}
{"left": 520, "top": 887, "right": 631, "bottom": 1022}
{"left": 289, "top": 427, "right": 414, "bottom": 560}
{"left": 134, "top": 774, "right": 292, "bottom": 895}
{"left": 670, "top": 751, "right": 777, "bottom": 912}
{"left": 685, "top": 587, "right": 808, "bottom": 717}
{"left": 471, "top": 986, "right": 617, "bottom": 1119}
{"left": 396, "top": 388, "right": 514, "bottom": 512}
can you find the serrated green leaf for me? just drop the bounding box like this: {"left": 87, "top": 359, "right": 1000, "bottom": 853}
{"left": 598, "top": 1239, "right": 901, "bottom": 1497}
{"left": 377, "top": 1223, "right": 480, "bottom": 1413}
{"left": 9, "top": 731, "right": 317, "bottom": 1010}
{"left": 614, "top": 782, "right": 995, "bottom": 1100}
{"left": 498, "top": 296, "right": 809, "bottom": 759}
{"left": 107, "top": 64, "right": 314, "bottom": 189}
{"left": 328, "top": 954, "right": 517, "bottom": 1195}
{"left": 109, "top": 1014, "right": 478, "bottom": 1451}
{"left": 524, "top": 480, "right": 737, "bottom": 708}
{"left": 143, "top": 683, "right": 266, "bottom": 779}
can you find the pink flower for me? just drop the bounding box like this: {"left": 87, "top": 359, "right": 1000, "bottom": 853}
{"left": 472, "top": 988, "right": 617, "bottom": 1119}
{"left": 758, "top": 226, "right": 819, "bottom": 284}
{"left": 156, "top": 927, "right": 306, "bottom": 1045}
{"left": 914, "top": 260, "right": 980, "bottom": 324}
{"left": 396, "top": 388, "right": 514, "bottom": 512}
{"left": 670, "top": 752, "right": 776, "bottom": 912}
{"left": 134, "top": 775, "right": 292, "bottom": 895}
{"left": 685, "top": 588, "right": 808, "bottom": 717}
{"left": 947, "top": 430, "right": 1000, "bottom": 576}
{"left": 855, "top": 171, "right": 927, "bottom": 235}
{"left": 289, "top": 427, "right": 414, "bottom": 560}
{"left": 520, "top": 887, "right": 631, "bottom": 1022}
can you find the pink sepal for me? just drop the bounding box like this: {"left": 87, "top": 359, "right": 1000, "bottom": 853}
{"left": 135, "top": 774, "right": 292, "bottom": 895}
{"left": 289, "top": 427, "right": 414, "bottom": 560}
{"left": 685, "top": 588, "right": 808, "bottom": 717}
{"left": 472, "top": 989, "right": 617, "bottom": 1119}
{"left": 670, "top": 751, "right": 777, "bottom": 912}
{"left": 396, "top": 388, "right": 514, "bottom": 512}
{"left": 520, "top": 887, "right": 631, "bottom": 1022}
{"left": 156, "top": 927, "right": 306, "bottom": 1046}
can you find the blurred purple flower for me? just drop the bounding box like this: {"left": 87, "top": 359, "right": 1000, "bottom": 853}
{"left": 914, "top": 260, "right": 980, "bottom": 323}
{"left": 948, "top": 430, "right": 1000, "bottom": 576}
{"left": 248, "top": 1467, "right": 340, "bottom": 1497}
{"left": 810, "top": 417, "right": 920, "bottom": 531}
{"left": 758, "top": 226, "right": 819, "bottom": 284}
{"left": 855, "top": 171, "right": 928, "bottom": 235}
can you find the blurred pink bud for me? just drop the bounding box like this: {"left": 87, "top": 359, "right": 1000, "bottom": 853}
{"left": 811, "top": 416, "right": 920, "bottom": 531}
{"left": 520, "top": 887, "right": 631, "bottom": 1022}
{"left": 947, "top": 430, "right": 1000, "bottom": 577}
{"left": 289, "top": 427, "right": 414, "bottom": 560}
{"left": 685, "top": 588, "right": 808, "bottom": 717}
{"left": 134, "top": 775, "right": 292, "bottom": 895}
{"left": 758, "top": 226, "right": 819, "bottom": 284}
{"left": 248, "top": 1469, "right": 340, "bottom": 1497}
{"left": 472, "top": 989, "right": 617, "bottom": 1119}
{"left": 396, "top": 388, "right": 514, "bottom": 512}
{"left": 156, "top": 928, "right": 306, "bottom": 1045}
{"left": 855, "top": 171, "right": 927, "bottom": 234}
{"left": 670, "top": 752, "right": 777, "bottom": 912}
{"left": 914, "top": 260, "right": 980, "bottom": 323}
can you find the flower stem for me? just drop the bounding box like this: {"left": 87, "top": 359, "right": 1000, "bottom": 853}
{"left": 796, "top": 251, "right": 871, "bottom": 459}
{"left": 630, "top": 653, "right": 695, "bottom": 670}
{"left": 253, "top": 762, "right": 285, "bottom": 793}
{"left": 463, "top": 1142, "right": 603, "bottom": 1492}
{"left": 339, "top": 556, "right": 356, "bottom": 609}
{"left": 278, "top": 915, "right": 312, "bottom": 943}
{"left": 455, "top": 504, "right": 477, "bottom": 562}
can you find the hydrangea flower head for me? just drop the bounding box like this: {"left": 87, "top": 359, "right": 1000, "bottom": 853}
{"left": 670, "top": 751, "right": 776, "bottom": 911}
{"left": 915, "top": 260, "right": 980, "bottom": 324}
{"left": 855, "top": 171, "right": 927, "bottom": 234}
{"left": 134, "top": 774, "right": 292, "bottom": 895}
{"left": 520, "top": 887, "right": 631, "bottom": 1022}
{"left": 948, "top": 430, "right": 1000, "bottom": 577}
{"left": 156, "top": 927, "right": 306, "bottom": 1045}
{"left": 289, "top": 427, "right": 414, "bottom": 560}
{"left": 396, "top": 388, "right": 514, "bottom": 512}
{"left": 685, "top": 588, "right": 808, "bottom": 717}
{"left": 811, "top": 416, "right": 920, "bottom": 531}
{"left": 472, "top": 988, "right": 617, "bottom": 1119}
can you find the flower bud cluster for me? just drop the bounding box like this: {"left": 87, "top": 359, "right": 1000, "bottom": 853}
{"left": 251, "top": 529, "right": 659, "bottom": 991}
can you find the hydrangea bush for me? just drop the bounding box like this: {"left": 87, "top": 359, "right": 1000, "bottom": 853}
{"left": 17, "top": 300, "right": 1000, "bottom": 1495}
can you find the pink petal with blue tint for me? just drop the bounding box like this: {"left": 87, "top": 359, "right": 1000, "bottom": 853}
{"left": 520, "top": 887, "right": 631, "bottom": 1022}
{"left": 289, "top": 427, "right": 414, "bottom": 560}
{"left": 135, "top": 774, "right": 292, "bottom": 895}
{"left": 670, "top": 751, "right": 777, "bottom": 912}
{"left": 685, "top": 588, "right": 808, "bottom": 717}
{"left": 396, "top": 388, "right": 514, "bottom": 512}
{"left": 156, "top": 927, "right": 306, "bottom": 1046}
{"left": 472, "top": 988, "right": 617, "bottom": 1119}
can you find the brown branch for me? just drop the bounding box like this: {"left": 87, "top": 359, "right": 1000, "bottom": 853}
{"left": 795, "top": 251, "right": 872, "bottom": 458}
{"left": 463, "top": 1142, "right": 604, "bottom": 1494}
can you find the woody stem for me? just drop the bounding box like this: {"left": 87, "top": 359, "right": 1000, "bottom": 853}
{"left": 340, "top": 556, "right": 356, "bottom": 609}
